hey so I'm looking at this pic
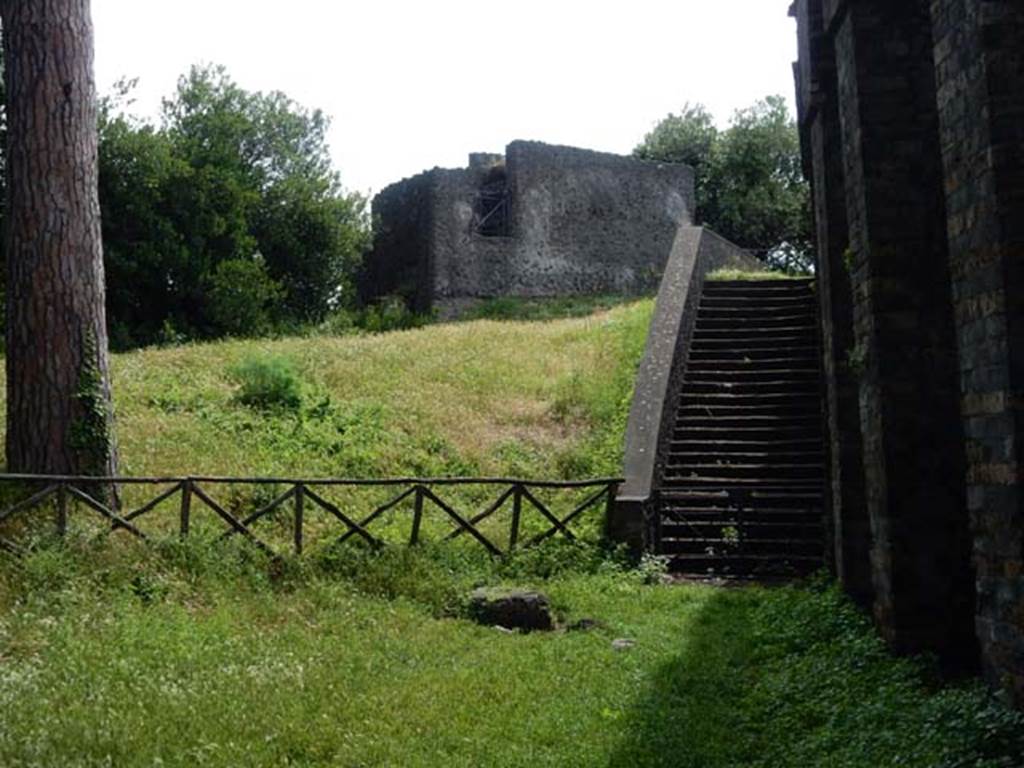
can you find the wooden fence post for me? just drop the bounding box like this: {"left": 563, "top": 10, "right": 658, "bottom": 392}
{"left": 509, "top": 484, "right": 523, "bottom": 550}
{"left": 56, "top": 483, "right": 68, "bottom": 538}
{"left": 294, "top": 483, "right": 305, "bottom": 556}
{"left": 605, "top": 481, "right": 618, "bottom": 533}
{"left": 179, "top": 479, "right": 192, "bottom": 539}
{"left": 410, "top": 485, "right": 425, "bottom": 545}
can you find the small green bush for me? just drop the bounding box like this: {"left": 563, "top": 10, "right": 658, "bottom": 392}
{"left": 359, "top": 296, "right": 429, "bottom": 333}
{"left": 317, "top": 307, "right": 358, "bottom": 336}
{"left": 206, "top": 258, "right": 284, "bottom": 338}
{"left": 229, "top": 354, "right": 304, "bottom": 411}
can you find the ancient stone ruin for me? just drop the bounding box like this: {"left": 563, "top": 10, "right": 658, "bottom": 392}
{"left": 791, "top": 0, "right": 1024, "bottom": 704}
{"left": 360, "top": 140, "right": 759, "bottom": 315}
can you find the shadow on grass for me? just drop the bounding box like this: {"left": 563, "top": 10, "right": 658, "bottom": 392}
{"left": 608, "top": 583, "right": 1024, "bottom": 768}
{"left": 608, "top": 588, "right": 764, "bottom": 768}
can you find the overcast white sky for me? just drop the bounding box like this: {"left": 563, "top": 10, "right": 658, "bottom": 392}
{"left": 92, "top": 1, "right": 798, "bottom": 197}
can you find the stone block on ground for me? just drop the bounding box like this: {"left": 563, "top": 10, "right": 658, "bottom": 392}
{"left": 468, "top": 587, "right": 554, "bottom": 632}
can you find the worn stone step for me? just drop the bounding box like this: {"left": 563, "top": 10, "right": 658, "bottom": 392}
{"left": 690, "top": 340, "right": 818, "bottom": 354}
{"left": 675, "top": 409, "right": 819, "bottom": 421}
{"left": 697, "top": 305, "right": 817, "bottom": 319}
{"left": 684, "top": 369, "right": 821, "bottom": 383}
{"left": 695, "top": 316, "right": 818, "bottom": 332}
{"left": 673, "top": 416, "right": 821, "bottom": 432}
{"left": 682, "top": 376, "right": 820, "bottom": 387}
{"left": 697, "top": 310, "right": 816, "bottom": 322}
{"left": 660, "top": 506, "right": 824, "bottom": 523}
{"left": 687, "top": 347, "right": 820, "bottom": 363}
{"left": 665, "top": 464, "right": 824, "bottom": 481}
{"left": 659, "top": 537, "right": 824, "bottom": 557}
{"left": 670, "top": 451, "right": 823, "bottom": 464}
{"left": 659, "top": 528, "right": 823, "bottom": 543}
{"left": 699, "top": 294, "right": 816, "bottom": 306}
{"left": 677, "top": 396, "right": 821, "bottom": 411}
{"left": 659, "top": 488, "right": 824, "bottom": 506}
{"left": 699, "top": 297, "right": 817, "bottom": 312}
{"left": 661, "top": 476, "right": 824, "bottom": 488}
{"left": 680, "top": 403, "right": 819, "bottom": 417}
{"left": 698, "top": 304, "right": 817, "bottom": 318}
{"left": 661, "top": 553, "right": 824, "bottom": 576}
{"left": 691, "top": 337, "right": 817, "bottom": 351}
{"left": 669, "top": 439, "right": 823, "bottom": 455}
{"left": 661, "top": 509, "right": 824, "bottom": 523}
{"left": 703, "top": 279, "right": 815, "bottom": 291}
{"left": 697, "top": 309, "right": 816, "bottom": 320}
{"left": 677, "top": 400, "right": 820, "bottom": 414}
{"left": 661, "top": 513, "right": 824, "bottom": 529}
{"left": 693, "top": 324, "right": 818, "bottom": 337}
{"left": 660, "top": 535, "right": 825, "bottom": 552}
{"left": 680, "top": 381, "right": 821, "bottom": 396}
{"left": 669, "top": 435, "right": 823, "bottom": 451}
{"left": 678, "top": 405, "right": 820, "bottom": 417}
{"left": 665, "top": 476, "right": 825, "bottom": 490}
{"left": 672, "top": 418, "right": 822, "bottom": 430}
{"left": 690, "top": 331, "right": 818, "bottom": 343}
{"left": 666, "top": 456, "right": 825, "bottom": 468}
{"left": 685, "top": 358, "right": 821, "bottom": 371}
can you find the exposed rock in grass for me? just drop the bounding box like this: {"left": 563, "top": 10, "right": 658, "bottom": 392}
{"left": 568, "top": 618, "right": 604, "bottom": 632}
{"left": 469, "top": 587, "right": 553, "bottom": 632}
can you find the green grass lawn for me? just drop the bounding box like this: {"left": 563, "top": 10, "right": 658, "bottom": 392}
{"left": 0, "top": 542, "right": 1021, "bottom": 768}
{"left": 0, "top": 299, "right": 1022, "bottom": 767}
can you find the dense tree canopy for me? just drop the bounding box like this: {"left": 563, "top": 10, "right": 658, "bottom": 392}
{"left": 635, "top": 96, "right": 812, "bottom": 272}
{"left": 98, "top": 66, "right": 369, "bottom": 348}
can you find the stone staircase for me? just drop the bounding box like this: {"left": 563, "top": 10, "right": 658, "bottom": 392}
{"left": 655, "top": 278, "right": 826, "bottom": 578}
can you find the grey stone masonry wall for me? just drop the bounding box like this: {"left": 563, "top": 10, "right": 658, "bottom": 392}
{"left": 360, "top": 171, "right": 435, "bottom": 312}
{"left": 613, "top": 226, "right": 764, "bottom": 550}
{"left": 430, "top": 165, "right": 514, "bottom": 305}
{"left": 794, "top": 0, "right": 872, "bottom": 609}
{"left": 930, "top": 0, "right": 1024, "bottom": 703}
{"left": 496, "top": 142, "right": 694, "bottom": 299}
{"left": 795, "top": 0, "right": 1024, "bottom": 703}
{"left": 833, "top": 0, "right": 976, "bottom": 667}
{"left": 365, "top": 141, "right": 697, "bottom": 313}
{"left": 795, "top": 0, "right": 977, "bottom": 669}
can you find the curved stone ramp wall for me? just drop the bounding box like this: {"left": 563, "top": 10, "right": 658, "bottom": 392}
{"left": 607, "top": 227, "right": 762, "bottom": 550}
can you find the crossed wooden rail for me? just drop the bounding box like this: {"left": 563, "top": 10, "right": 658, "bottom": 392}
{"left": 0, "top": 474, "right": 622, "bottom": 559}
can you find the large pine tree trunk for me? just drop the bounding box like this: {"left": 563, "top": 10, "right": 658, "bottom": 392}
{"left": 1, "top": 0, "right": 118, "bottom": 478}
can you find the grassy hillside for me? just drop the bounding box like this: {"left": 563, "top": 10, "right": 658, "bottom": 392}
{"left": 99, "top": 300, "right": 653, "bottom": 482}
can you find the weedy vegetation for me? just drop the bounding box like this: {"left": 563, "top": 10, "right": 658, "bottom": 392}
{"left": 0, "top": 299, "right": 1021, "bottom": 767}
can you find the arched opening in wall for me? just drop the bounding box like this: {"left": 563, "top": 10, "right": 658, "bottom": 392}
{"left": 472, "top": 165, "right": 510, "bottom": 237}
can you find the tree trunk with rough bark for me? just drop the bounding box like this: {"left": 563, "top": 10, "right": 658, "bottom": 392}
{"left": 1, "top": 0, "right": 118, "bottom": 478}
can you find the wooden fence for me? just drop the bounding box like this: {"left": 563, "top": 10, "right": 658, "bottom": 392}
{"left": 0, "top": 474, "right": 622, "bottom": 559}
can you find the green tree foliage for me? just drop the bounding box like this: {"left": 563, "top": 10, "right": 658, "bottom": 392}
{"left": 633, "top": 102, "right": 717, "bottom": 215}
{"left": 205, "top": 258, "right": 283, "bottom": 338}
{"left": 97, "top": 65, "right": 369, "bottom": 348}
{"left": 635, "top": 96, "right": 813, "bottom": 272}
